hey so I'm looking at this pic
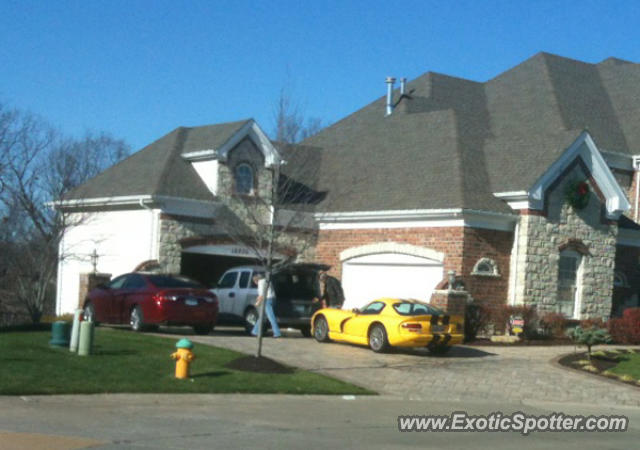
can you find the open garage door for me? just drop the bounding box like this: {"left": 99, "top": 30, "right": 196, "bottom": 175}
{"left": 181, "top": 244, "right": 262, "bottom": 287}
{"left": 341, "top": 253, "right": 444, "bottom": 310}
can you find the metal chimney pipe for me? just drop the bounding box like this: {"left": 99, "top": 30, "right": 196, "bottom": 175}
{"left": 385, "top": 76, "right": 396, "bottom": 116}
{"left": 400, "top": 77, "right": 407, "bottom": 96}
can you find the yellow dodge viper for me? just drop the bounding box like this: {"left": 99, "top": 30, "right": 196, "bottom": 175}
{"left": 310, "top": 298, "right": 464, "bottom": 353}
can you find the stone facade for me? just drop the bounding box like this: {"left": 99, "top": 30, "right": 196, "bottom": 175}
{"left": 158, "top": 214, "right": 219, "bottom": 273}
{"left": 512, "top": 163, "right": 618, "bottom": 318}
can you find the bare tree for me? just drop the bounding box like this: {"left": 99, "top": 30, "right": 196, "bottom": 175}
{"left": 0, "top": 102, "right": 129, "bottom": 323}
{"left": 210, "top": 88, "right": 327, "bottom": 357}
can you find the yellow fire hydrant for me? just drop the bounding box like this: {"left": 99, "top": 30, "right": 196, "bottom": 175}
{"left": 171, "top": 338, "right": 195, "bottom": 379}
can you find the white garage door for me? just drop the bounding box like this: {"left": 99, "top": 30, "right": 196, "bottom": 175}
{"left": 341, "top": 253, "right": 444, "bottom": 310}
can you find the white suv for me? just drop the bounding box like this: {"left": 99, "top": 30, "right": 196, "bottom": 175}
{"left": 211, "top": 264, "right": 328, "bottom": 336}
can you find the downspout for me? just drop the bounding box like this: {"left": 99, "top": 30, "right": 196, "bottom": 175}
{"left": 139, "top": 198, "right": 157, "bottom": 261}
{"left": 634, "top": 156, "right": 640, "bottom": 222}
{"left": 509, "top": 219, "right": 521, "bottom": 305}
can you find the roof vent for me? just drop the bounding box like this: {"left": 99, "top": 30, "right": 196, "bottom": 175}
{"left": 400, "top": 77, "right": 407, "bottom": 96}
{"left": 385, "top": 77, "right": 396, "bottom": 116}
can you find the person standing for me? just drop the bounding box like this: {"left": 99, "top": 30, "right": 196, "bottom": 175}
{"left": 314, "top": 272, "right": 345, "bottom": 309}
{"left": 251, "top": 273, "right": 281, "bottom": 338}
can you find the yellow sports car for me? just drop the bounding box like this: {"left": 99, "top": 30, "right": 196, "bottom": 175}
{"left": 310, "top": 298, "right": 464, "bottom": 353}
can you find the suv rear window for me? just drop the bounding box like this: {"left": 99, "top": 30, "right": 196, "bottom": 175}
{"left": 272, "top": 271, "right": 318, "bottom": 300}
{"left": 148, "top": 275, "right": 203, "bottom": 288}
{"left": 393, "top": 302, "right": 442, "bottom": 316}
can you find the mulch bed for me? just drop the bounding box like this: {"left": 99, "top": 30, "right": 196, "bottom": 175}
{"left": 558, "top": 349, "right": 639, "bottom": 388}
{"left": 466, "top": 337, "right": 573, "bottom": 346}
{"left": 225, "top": 355, "right": 295, "bottom": 374}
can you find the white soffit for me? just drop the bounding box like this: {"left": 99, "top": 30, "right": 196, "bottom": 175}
{"left": 316, "top": 209, "right": 516, "bottom": 231}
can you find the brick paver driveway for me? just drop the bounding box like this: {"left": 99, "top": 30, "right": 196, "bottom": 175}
{"left": 176, "top": 327, "right": 640, "bottom": 407}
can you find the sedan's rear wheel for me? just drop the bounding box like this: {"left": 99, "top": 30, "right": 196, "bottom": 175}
{"left": 130, "top": 305, "right": 144, "bottom": 332}
{"left": 313, "top": 316, "right": 330, "bottom": 342}
{"left": 368, "top": 324, "right": 389, "bottom": 353}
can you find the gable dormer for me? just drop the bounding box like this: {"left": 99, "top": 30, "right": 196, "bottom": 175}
{"left": 181, "top": 120, "right": 281, "bottom": 198}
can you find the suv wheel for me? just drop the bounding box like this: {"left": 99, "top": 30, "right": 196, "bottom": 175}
{"left": 244, "top": 307, "right": 258, "bottom": 334}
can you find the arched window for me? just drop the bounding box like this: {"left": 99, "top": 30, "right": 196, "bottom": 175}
{"left": 471, "top": 258, "right": 500, "bottom": 277}
{"left": 614, "top": 271, "right": 629, "bottom": 288}
{"left": 234, "top": 163, "right": 254, "bottom": 195}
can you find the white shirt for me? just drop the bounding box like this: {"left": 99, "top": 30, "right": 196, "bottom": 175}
{"left": 257, "top": 278, "right": 275, "bottom": 299}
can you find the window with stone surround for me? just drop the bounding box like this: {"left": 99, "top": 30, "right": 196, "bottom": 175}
{"left": 471, "top": 258, "right": 500, "bottom": 277}
{"left": 234, "top": 163, "right": 255, "bottom": 195}
{"left": 557, "top": 250, "right": 583, "bottom": 319}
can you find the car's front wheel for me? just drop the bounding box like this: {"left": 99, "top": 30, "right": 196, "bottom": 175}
{"left": 130, "top": 305, "right": 144, "bottom": 332}
{"left": 313, "top": 316, "right": 330, "bottom": 342}
{"left": 244, "top": 307, "right": 258, "bottom": 334}
{"left": 368, "top": 324, "right": 389, "bottom": 353}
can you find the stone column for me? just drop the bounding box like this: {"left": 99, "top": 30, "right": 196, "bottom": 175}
{"left": 78, "top": 273, "right": 111, "bottom": 309}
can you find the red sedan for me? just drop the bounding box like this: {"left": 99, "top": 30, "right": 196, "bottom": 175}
{"left": 83, "top": 273, "right": 218, "bottom": 334}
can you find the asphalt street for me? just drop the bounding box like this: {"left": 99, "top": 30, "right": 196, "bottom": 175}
{"left": 1, "top": 394, "right": 639, "bottom": 449}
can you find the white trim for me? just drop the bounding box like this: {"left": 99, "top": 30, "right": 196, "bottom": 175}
{"left": 528, "top": 132, "right": 630, "bottom": 219}
{"left": 601, "top": 150, "right": 633, "bottom": 171}
{"left": 217, "top": 120, "right": 282, "bottom": 168}
{"left": 182, "top": 244, "right": 284, "bottom": 260}
{"left": 316, "top": 209, "right": 517, "bottom": 231}
{"left": 493, "top": 191, "right": 532, "bottom": 210}
{"left": 54, "top": 195, "right": 221, "bottom": 219}
{"left": 633, "top": 156, "right": 640, "bottom": 222}
{"left": 340, "top": 242, "right": 445, "bottom": 263}
{"left": 181, "top": 149, "right": 217, "bottom": 161}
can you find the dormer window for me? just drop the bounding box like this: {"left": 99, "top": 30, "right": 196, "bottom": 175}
{"left": 234, "top": 163, "right": 254, "bottom": 195}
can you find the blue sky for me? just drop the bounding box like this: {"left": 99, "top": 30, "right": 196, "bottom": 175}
{"left": 2, "top": 0, "right": 640, "bottom": 150}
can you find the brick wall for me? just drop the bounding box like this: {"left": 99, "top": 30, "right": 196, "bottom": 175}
{"left": 462, "top": 228, "right": 514, "bottom": 309}
{"left": 315, "top": 226, "right": 512, "bottom": 307}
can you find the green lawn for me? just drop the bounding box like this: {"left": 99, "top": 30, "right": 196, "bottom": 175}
{"left": 609, "top": 351, "right": 640, "bottom": 380}
{"left": 0, "top": 328, "right": 373, "bottom": 396}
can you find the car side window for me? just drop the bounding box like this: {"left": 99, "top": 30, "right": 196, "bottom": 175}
{"left": 361, "top": 302, "right": 385, "bottom": 315}
{"left": 218, "top": 272, "right": 238, "bottom": 289}
{"left": 250, "top": 272, "right": 263, "bottom": 288}
{"left": 108, "top": 275, "right": 127, "bottom": 289}
{"left": 123, "top": 274, "right": 146, "bottom": 290}
{"left": 238, "top": 271, "right": 251, "bottom": 289}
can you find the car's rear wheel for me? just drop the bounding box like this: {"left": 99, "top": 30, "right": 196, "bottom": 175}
{"left": 299, "top": 325, "right": 312, "bottom": 337}
{"left": 313, "top": 316, "right": 330, "bottom": 342}
{"left": 130, "top": 305, "right": 144, "bottom": 332}
{"left": 427, "top": 343, "right": 451, "bottom": 355}
{"left": 244, "top": 307, "right": 259, "bottom": 334}
{"left": 193, "top": 323, "right": 214, "bottom": 335}
{"left": 368, "top": 324, "right": 389, "bottom": 353}
{"left": 83, "top": 302, "right": 98, "bottom": 325}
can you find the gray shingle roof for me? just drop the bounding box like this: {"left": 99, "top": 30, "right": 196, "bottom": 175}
{"left": 64, "top": 52, "right": 640, "bottom": 217}
{"left": 63, "top": 120, "right": 250, "bottom": 201}
{"left": 304, "top": 52, "right": 640, "bottom": 213}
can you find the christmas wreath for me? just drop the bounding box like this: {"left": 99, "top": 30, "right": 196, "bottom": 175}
{"left": 565, "top": 179, "right": 590, "bottom": 210}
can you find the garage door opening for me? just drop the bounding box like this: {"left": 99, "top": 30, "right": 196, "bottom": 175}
{"left": 341, "top": 252, "right": 444, "bottom": 310}
{"left": 181, "top": 252, "right": 257, "bottom": 288}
